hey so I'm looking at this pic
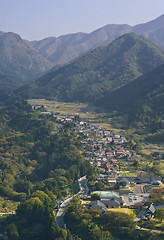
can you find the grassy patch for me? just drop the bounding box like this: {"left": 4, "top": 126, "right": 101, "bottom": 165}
{"left": 159, "top": 162, "right": 164, "bottom": 175}
{"left": 140, "top": 218, "right": 164, "bottom": 231}
{"left": 28, "top": 100, "right": 125, "bottom": 134}
{"left": 141, "top": 143, "right": 164, "bottom": 155}
{"left": 0, "top": 196, "right": 19, "bottom": 213}
{"left": 107, "top": 208, "right": 134, "bottom": 215}
{"left": 118, "top": 172, "right": 138, "bottom": 177}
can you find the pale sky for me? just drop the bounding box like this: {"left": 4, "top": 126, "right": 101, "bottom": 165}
{"left": 0, "top": 0, "right": 164, "bottom": 40}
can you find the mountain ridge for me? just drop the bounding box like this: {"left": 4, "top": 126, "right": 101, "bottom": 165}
{"left": 24, "top": 14, "right": 164, "bottom": 66}
{"left": 0, "top": 32, "right": 52, "bottom": 90}
{"left": 98, "top": 62, "right": 164, "bottom": 131}
{"left": 16, "top": 33, "right": 164, "bottom": 103}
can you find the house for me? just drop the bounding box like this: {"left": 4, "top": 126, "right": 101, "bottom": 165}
{"left": 117, "top": 176, "right": 162, "bottom": 184}
{"left": 151, "top": 180, "right": 162, "bottom": 186}
{"left": 136, "top": 203, "right": 157, "bottom": 221}
{"left": 117, "top": 177, "right": 130, "bottom": 189}
{"left": 89, "top": 200, "right": 107, "bottom": 212}
{"left": 101, "top": 198, "right": 121, "bottom": 207}
{"left": 143, "top": 203, "right": 156, "bottom": 220}
{"left": 92, "top": 191, "right": 123, "bottom": 202}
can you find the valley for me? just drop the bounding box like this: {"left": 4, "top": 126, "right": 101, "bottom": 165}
{"left": 28, "top": 99, "right": 164, "bottom": 238}
{"left": 0, "top": 10, "right": 164, "bottom": 240}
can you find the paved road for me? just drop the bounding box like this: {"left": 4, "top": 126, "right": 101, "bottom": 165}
{"left": 77, "top": 176, "right": 89, "bottom": 196}
{"left": 55, "top": 176, "right": 89, "bottom": 229}
{"left": 0, "top": 211, "right": 15, "bottom": 216}
{"left": 136, "top": 226, "right": 164, "bottom": 234}
{"left": 55, "top": 197, "right": 73, "bottom": 229}
{"left": 122, "top": 193, "right": 149, "bottom": 207}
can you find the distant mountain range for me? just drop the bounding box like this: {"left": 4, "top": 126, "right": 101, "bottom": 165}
{"left": 16, "top": 33, "right": 164, "bottom": 103}
{"left": 0, "top": 14, "right": 164, "bottom": 132}
{"left": 0, "top": 32, "right": 52, "bottom": 90}
{"left": 24, "top": 14, "right": 164, "bottom": 66}
{"left": 0, "top": 14, "right": 164, "bottom": 91}
{"left": 26, "top": 24, "right": 132, "bottom": 66}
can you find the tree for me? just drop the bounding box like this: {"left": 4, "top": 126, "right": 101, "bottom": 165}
{"left": 119, "top": 181, "right": 127, "bottom": 188}
{"left": 91, "top": 193, "right": 100, "bottom": 201}
{"left": 6, "top": 224, "right": 20, "bottom": 240}
{"left": 66, "top": 230, "right": 72, "bottom": 240}
{"left": 154, "top": 208, "right": 164, "bottom": 223}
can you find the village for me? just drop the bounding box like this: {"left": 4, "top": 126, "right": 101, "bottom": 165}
{"left": 32, "top": 100, "right": 164, "bottom": 223}
{"left": 55, "top": 113, "right": 163, "bottom": 224}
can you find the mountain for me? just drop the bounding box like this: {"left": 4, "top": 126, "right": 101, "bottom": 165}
{"left": 16, "top": 33, "right": 164, "bottom": 103}
{"left": 99, "top": 63, "right": 164, "bottom": 112}
{"left": 134, "top": 14, "right": 164, "bottom": 48}
{"left": 0, "top": 31, "right": 4, "bottom": 36}
{"left": 0, "top": 32, "right": 52, "bottom": 90}
{"left": 98, "top": 63, "right": 164, "bottom": 131}
{"left": 26, "top": 14, "right": 164, "bottom": 67}
{"left": 27, "top": 24, "right": 132, "bottom": 66}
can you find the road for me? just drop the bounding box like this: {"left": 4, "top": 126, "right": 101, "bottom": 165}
{"left": 55, "top": 176, "right": 89, "bottom": 229}
{"left": 122, "top": 183, "right": 149, "bottom": 207}
{"left": 55, "top": 196, "right": 73, "bottom": 229}
{"left": 136, "top": 226, "right": 164, "bottom": 234}
{"left": 0, "top": 211, "right": 15, "bottom": 216}
{"left": 77, "top": 176, "right": 89, "bottom": 196}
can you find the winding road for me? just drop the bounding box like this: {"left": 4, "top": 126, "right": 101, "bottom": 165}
{"left": 55, "top": 176, "right": 88, "bottom": 229}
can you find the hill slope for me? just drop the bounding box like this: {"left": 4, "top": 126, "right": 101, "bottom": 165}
{"left": 17, "top": 33, "right": 164, "bottom": 103}
{"left": 26, "top": 14, "right": 164, "bottom": 67}
{"left": 134, "top": 14, "right": 164, "bottom": 48}
{"left": 99, "top": 63, "right": 164, "bottom": 131}
{"left": 27, "top": 24, "right": 132, "bottom": 66}
{"left": 0, "top": 32, "right": 52, "bottom": 90}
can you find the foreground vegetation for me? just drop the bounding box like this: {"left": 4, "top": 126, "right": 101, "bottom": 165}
{"left": 65, "top": 197, "right": 164, "bottom": 240}
{"left": 0, "top": 96, "right": 163, "bottom": 240}
{"left": 0, "top": 95, "right": 94, "bottom": 239}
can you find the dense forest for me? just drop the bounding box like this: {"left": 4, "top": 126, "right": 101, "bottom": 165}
{"left": 0, "top": 94, "right": 94, "bottom": 239}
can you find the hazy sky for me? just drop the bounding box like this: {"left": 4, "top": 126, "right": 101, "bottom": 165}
{"left": 1, "top": 0, "right": 164, "bottom": 40}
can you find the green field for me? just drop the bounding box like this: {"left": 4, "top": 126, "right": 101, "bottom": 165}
{"left": 28, "top": 99, "right": 125, "bottom": 134}
{"left": 107, "top": 208, "right": 134, "bottom": 215}
{"left": 141, "top": 143, "right": 164, "bottom": 155}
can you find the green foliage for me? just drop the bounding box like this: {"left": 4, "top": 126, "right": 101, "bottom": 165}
{"left": 154, "top": 208, "right": 164, "bottom": 222}
{"left": 4, "top": 191, "right": 60, "bottom": 240}
{"left": 119, "top": 181, "right": 127, "bottom": 187}
{"left": 91, "top": 193, "right": 100, "bottom": 201}
{"left": 0, "top": 96, "right": 92, "bottom": 203}
{"left": 0, "top": 96, "right": 95, "bottom": 240}
{"left": 6, "top": 223, "right": 20, "bottom": 240}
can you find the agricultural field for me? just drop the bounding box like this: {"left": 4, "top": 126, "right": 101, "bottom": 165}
{"left": 28, "top": 99, "right": 126, "bottom": 134}
{"left": 107, "top": 208, "right": 134, "bottom": 215}
{"left": 141, "top": 143, "right": 164, "bottom": 155}
{"left": 28, "top": 99, "right": 97, "bottom": 118}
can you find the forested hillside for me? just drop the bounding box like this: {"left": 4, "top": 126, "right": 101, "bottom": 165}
{"left": 0, "top": 95, "right": 93, "bottom": 239}
{"left": 0, "top": 32, "right": 52, "bottom": 91}
{"left": 16, "top": 33, "right": 164, "bottom": 103}
{"left": 26, "top": 14, "right": 164, "bottom": 67}
{"left": 98, "top": 63, "right": 164, "bottom": 133}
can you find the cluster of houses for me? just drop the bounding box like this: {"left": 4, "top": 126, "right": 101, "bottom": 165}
{"left": 73, "top": 121, "right": 128, "bottom": 174}
{"left": 35, "top": 105, "right": 164, "bottom": 222}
